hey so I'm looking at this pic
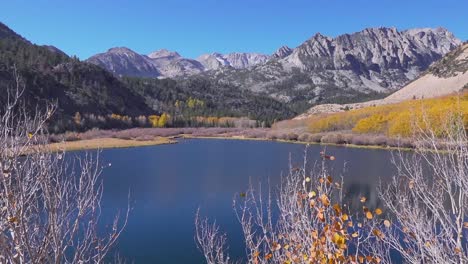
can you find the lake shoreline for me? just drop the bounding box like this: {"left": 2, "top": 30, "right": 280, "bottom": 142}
{"left": 45, "top": 131, "right": 412, "bottom": 152}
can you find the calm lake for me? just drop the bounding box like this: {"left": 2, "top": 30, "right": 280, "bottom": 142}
{"left": 95, "top": 139, "right": 397, "bottom": 263}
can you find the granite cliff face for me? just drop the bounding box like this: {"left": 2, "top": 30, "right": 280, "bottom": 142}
{"left": 197, "top": 52, "right": 269, "bottom": 70}
{"left": 147, "top": 49, "right": 205, "bottom": 77}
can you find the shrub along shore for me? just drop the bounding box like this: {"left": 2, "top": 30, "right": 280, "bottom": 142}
{"left": 45, "top": 127, "right": 443, "bottom": 152}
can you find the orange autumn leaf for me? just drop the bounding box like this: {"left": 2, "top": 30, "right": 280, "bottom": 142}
{"left": 366, "top": 211, "right": 373, "bottom": 220}
{"left": 375, "top": 208, "right": 383, "bottom": 215}
{"left": 333, "top": 204, "right": 342, "bottom": 214}
{"left": 320, "top": 194, "right": 330, "bottom": 207}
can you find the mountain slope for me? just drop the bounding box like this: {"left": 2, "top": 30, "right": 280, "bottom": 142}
{"left": 0, "top": 23, "right": 153, "bottom": 131}
{"left": 0, "top": 22, "right": 296, "bottom": 131}
{"left": 87, "top": 47, "right": 161, "bottom": 78}
{"left": 386, "top": 42, "right": 468, "bottom": 101}
{"left": 295, "top": 42, "right": 468, "bottom": 119}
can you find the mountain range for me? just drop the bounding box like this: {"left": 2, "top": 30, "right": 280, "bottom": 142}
{"left": 86, "top": 27, "right": 461, "bottom": 106}
{"left": 0, "top": 21, "right": 465, "bottom": 132}
{"left": 87, "top": 47, "right": 270, "bottom": 78}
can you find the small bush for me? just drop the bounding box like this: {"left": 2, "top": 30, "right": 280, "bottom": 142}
{"left": 64, "top": 132, "right": 80, "bottom": 142}
{"left": 321, "top": 133, "right": 345, "bottom": 144}
{"left": 285, "top": 133, "right": 298, "bottom": 141}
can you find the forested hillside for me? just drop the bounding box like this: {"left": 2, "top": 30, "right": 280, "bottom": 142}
{"left": 0, "top": 22, "right": 295, "bottom": 132}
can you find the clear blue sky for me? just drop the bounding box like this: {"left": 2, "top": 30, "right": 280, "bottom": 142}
{"left": 1, "top": 0, "right": 466, "bottom": 59}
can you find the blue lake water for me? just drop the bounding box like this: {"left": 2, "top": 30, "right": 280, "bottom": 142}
{"left": 93, "top": 139, "right": 396, "bottom": 263}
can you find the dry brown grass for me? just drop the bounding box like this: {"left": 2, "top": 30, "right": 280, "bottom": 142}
{"left": 45, "top": 137, "right": 175, "bottom": 152}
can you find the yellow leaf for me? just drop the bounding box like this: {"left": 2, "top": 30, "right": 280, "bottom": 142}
{"left": 320, "top": 194, "right": 330, "bottom": 207}
{"left": 273, "top": 242, "right": 281, "bottom": 251}
{"left": 305, "top": 177, "right": 311, "bottom": 183}
{"left": 341, "top": 214, "right": 349, "bottom": 221}
{"left": 332, "top": 233, "right": 345, "bottom": 246}
{"left": 7, "top": 216, "right": 18, "bottom": 223}
{"left": 351, "top": 232, "right": 359, "bottom": 238}
{"left": 360, "top": 197, "right": 367, "bottom": 203}
{"left": 308, "top": 191, "right": 316, "bottom": 198}
{"left": 366, "top": 211, "right": 373, "bottom": 220}
{"left": 375, "top": 208, "right": 383, "bottom": 215}
{"left": 372, "top": 229, "right": 384, "bottom": 239}
{"left": 333, "top": 204, "right": 341, "bottom": 214}
{"left": 309, "top": 200, "right": 316, "bottom": 208}
{"left": 27, "top": 133, "right": 33, "bottom": 139}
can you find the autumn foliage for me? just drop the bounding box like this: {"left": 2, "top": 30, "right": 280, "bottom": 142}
{"left": 307, "top": 92, "right": 468, "bottom": 137}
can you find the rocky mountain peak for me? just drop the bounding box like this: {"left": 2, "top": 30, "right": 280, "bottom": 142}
{"left": 87, "top": 47, "right": 160, "bottom": 78}
{"left": 104, "top": 47, "right": 142, "bottom": 57}
{"left": 272, "top": 46, "right": 293, "bottom": 59}
{"left": 222, "top": 52, "right": 270, "bottom": 69}
{"left": 197, "top": 52, "right": 269, "bottom": 70}
{"left": 148, "top": 49, "right": 181, "bottom": 59}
